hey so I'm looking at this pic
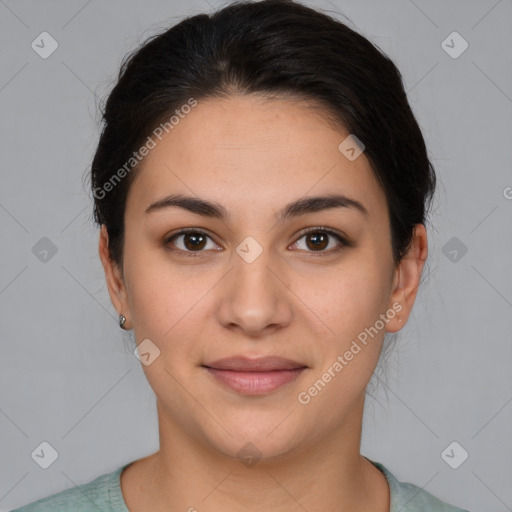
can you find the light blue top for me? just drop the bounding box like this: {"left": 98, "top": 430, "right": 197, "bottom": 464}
{"left": 10, "top": 458, "right": 470, "bottom": 511}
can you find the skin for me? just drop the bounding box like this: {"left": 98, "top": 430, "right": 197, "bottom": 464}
{"left": 99, "top": 94, "right": 428, "bottom": 512}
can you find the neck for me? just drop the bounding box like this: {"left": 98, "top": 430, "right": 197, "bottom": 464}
{"left": 122, "top": 395, "right": 389, "bottom": 512}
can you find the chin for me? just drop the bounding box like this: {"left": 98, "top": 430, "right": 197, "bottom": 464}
{"left": 195, "top": 412, "right": 305, "bottom": 464}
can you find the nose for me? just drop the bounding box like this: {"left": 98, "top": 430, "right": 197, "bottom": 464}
{"left": 215, "top": 243, "right": 293, "bottom": 338}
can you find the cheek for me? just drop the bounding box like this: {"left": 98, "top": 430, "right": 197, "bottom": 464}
{"left": 123, "top": 241, "right": 179, "bottom": 336}
{"left": 294, "top": 265, "right": 389, "bottom": 418}
{"left": 300, "top": 257, "right": 391, "bottom": 342}
{"left": 294, "top": 254, "right": 391, "bottom": 397}
{"left": 123, "top": 242, "right": 219, "bottom": 352}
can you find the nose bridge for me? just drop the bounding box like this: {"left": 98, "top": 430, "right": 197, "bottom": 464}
{"left": 215, "top": 235, "right": 292, "bottom": 334}
{"left": 233, "top": 235, "right": 278, "bottom": 302}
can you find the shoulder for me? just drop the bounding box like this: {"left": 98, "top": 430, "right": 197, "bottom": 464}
{"left": 371, "top": 460, "right": 471, "bottom": 512}
{"left": 9, "top": 464, "right": 129, "bottom": 512}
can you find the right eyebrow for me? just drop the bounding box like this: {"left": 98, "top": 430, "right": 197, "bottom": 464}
{"left": 145, "top": 194, "right": 228, "bottom": 218}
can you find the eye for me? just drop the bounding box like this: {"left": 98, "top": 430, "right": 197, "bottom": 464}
{"left": 165, "top": 229, "right": 220, "bottom": 255}
{"left": 291, "top": 227, "right": 351, "bottom": 254}
{"left": 164, "top": 226, "right": 352, "bottom": 256}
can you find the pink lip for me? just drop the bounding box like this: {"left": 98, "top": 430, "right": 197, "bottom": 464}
{"left": 202, "top": 356, "right": 307, "bottom": 395}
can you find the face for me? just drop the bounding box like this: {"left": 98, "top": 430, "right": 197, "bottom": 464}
{"left": 100, "top": 94, "right": 426, "bottom": 461}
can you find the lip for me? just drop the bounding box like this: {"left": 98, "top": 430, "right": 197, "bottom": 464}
{"left": 204, "top": 356, "right": 306, "bottom": 372}
{"left": 202, "top": 356, "right": 307, "bottom": 395}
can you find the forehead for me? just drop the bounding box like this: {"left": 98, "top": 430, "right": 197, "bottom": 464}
{"left": 125, "top": 94, "right": 387, "bottom": 222}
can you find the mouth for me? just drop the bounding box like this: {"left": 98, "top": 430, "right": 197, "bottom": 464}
{"left": 201, "top": 356, "right": 308, "bottom": 395}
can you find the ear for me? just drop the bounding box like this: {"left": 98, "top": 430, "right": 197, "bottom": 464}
{"left": 98, "top": 225, "right": 132, "bottom": 329}
{"left": 385, "top": 223, "right": 428, "bottom": 333}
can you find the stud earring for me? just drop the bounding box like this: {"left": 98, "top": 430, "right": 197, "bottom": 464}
{"left": 119, "top": 314, "right": 127, "bottom": 330}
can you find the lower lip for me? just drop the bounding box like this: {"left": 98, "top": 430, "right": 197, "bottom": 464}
{"left": 204, "top": 367, "right": 306, "bottom": 395}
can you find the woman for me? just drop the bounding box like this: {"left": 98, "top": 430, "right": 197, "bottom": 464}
{"left": 12, "top": 0, "right": 470, "bottom": 510}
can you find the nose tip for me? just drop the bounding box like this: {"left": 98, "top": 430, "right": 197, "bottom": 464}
{"left": 215, "top": 248, "right": 293, "bottom": 336}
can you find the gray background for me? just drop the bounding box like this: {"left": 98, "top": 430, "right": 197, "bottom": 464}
{"left": 1, "top": 0, "right": 511, "bottom": 510}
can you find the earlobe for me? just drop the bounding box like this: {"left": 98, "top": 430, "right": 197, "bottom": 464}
{"left": 98, "top": 225, "right": 131, "bottom": 328}
{"left": 386, "top": 224, "right": 428, "bottom": 333}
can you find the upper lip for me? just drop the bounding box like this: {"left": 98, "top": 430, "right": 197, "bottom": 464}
{"left": 203, "top": 356, "right": 307, "bottom": 372}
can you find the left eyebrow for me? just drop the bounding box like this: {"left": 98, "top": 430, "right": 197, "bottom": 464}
{"left": 144, "top": 193, "right": 369, "bottom": 221}
{"left": 277, "top": 194, "right": 369, "bottom": 222}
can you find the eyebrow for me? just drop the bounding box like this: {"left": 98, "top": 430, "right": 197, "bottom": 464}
{"left": 144, "top": 193, "right": 369, "bottom": 221}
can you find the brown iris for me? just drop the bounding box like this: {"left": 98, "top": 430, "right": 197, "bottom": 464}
{"left": 183, "top": 232, "right": 207, "bottom": 251}
{"left": 305, "top": 231, "right": 329, "bottom": 251}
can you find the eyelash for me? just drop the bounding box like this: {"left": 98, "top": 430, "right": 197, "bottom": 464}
{"left": 164, "top": 226, "right": 353, "bottom": 257}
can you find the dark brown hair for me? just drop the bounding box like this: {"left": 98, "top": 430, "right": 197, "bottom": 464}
{"left": 90, "top": 0, "right": 436, "bottom": 270}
